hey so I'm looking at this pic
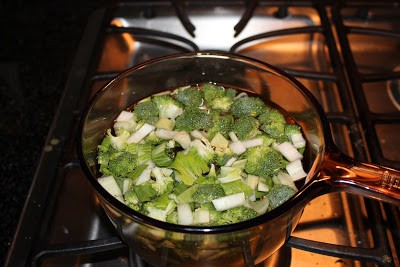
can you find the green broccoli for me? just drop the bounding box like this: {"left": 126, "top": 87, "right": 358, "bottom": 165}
{"left": 215, "top": 206, "right": 259, "bottom": 225}
{"left": 153, "top": 95, "right": 184, "bottom": 119}
{"left": 230, "top": 96, "right": 265, "bottom": 117}
{"left": 124, "top": 190, "right": 141, "bottom": 211}
{"left": 231, "top": 116, "right": 260, "bottom": 140}
{"left": 151, "top": 167, "right": 174, "bottom": 195}
{"left": 107, "top": 151, "right": 138, "bottom": 178}
{"left": 202, "top": 83, "right": 236, "bottom": 111}
{"left": 151, "top": 142, "right": 175, "bottom": 167}
{"left": 141, "top": 200, "right": 176, "bottom": 222}
{"left": 143, "top": 131, "right": 163, "bottom": 145}
{"left": 207, "top": 113, "right": 233, "bottom": 140}
{"left": 214, "top": 147, "right": 235, "bottom": 166}
{"left": 244, "top": 146, "right": 286, "bottom": 177}
{"left": 169, "top": 147, "right": 210, "bottom": 185}
{"left": 267, "top": 184, "right": 297, "bottom": 210}
{"left": 190, "top": 138, "right": 215, "bottom": 164}
{"left": 166, "top": 210, "right": 179, "bottom": 224}
{"left": 175, "top": 108, "right": 213, "bottom": 132}
{"left": 259, "top": 108, "right": 286, "bottom": 139}
{"left": 191, "top": 184, "right": 226, "bottom": 204}
{"left": 134, "top": 100, "right": 159, "bottom": 125}
{"left": 175, "top": 86, "right": 204, "bottom": 108}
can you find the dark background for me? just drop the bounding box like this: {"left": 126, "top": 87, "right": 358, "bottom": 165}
{"left": 0, "top": 1, "right": 113, "bottom": 265}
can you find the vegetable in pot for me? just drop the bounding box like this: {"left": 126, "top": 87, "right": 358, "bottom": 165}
{"left": 96, "top": 83, "right": 308, "bottom": 226}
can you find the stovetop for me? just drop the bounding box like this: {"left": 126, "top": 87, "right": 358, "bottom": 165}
{"left": 4, "top": 1, "right": 400, "bottom": 266}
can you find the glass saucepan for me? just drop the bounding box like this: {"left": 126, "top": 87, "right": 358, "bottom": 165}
{"left": 78, "top": 52, "right": 400, "bottom": 267}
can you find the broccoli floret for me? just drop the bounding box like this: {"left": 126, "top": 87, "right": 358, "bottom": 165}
{"left": 202, "top": 83, "right": 236, "bottom": 112}
{"left": 153, "top": 95, "right": 184, "bottom": 119}
{"left": 105, "top": 129, "right": 131, "bottom": 150}
{"left": 175, "top": 108, "right": 213, "bottom": 132}
{"left": 169, "top": 147, "right": 210, "bottom": 185}
{"left": 142, "top": 200, "right": 176, "bottom": 222}
{"left": 190, "top": 138, "right": 215, "bottom": 164}
{"left": 230, "top": 96, "right": 265, "bottom": 117}
{"left": 175, "top": 86, "right": 204, "bottom": 108}
{"left": 258, "top": 108, "right": 286, "bottom": 139}
{"left": 244, "top": 146, "right": 286, "bottom": 177}
{"left": 215, "top": 206, "right": 258, "bottom": 225}
{"left": 107, "top": 151, "right": 138, "bottom": 178}
{"left": 192, "top": 184, "right": 226, "bottom": 204}
{"left": 151, "top": 167, "right": 174, "bottom": 195}
{"left": 134, "top": 100, "right": 159, "bottom": 125}
{"left": 151, "top": 142, "right": 175, "bottom": 167}
{"left": 267, "top": 184, "right": 297, "bottom": 210}
{"left": 231, "top": 116, "right": 260, "bottom": 140}
{"left": 200, "top": 202, "right": 221, "bottom": 225}
{"left": 166, "top": 210, "right": 178, "bottom": 224}
{"left": 143, "top": 131, "right": 163, "bottom": 145}
{"left": 213, "top": 147, "right": 235, "bottom": 167}
{"left": 124, "top": 190, "right": 141, "bottom": 211}
{"left": 207, "top": 114, "right": 233, "bottom": 140}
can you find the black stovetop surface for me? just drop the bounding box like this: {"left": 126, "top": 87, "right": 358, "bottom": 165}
{"left": 0, "top": 1, "right": 112, "bottom": 265}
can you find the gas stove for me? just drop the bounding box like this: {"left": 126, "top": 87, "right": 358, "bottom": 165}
{"left": 4, "top": 1, "right": 400, "bottom": 266}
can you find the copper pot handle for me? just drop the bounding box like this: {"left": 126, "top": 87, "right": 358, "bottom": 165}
{"left": 321, "top": 151, "right": 400, "bottom": 206}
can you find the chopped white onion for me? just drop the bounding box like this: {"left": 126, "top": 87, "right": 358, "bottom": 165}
{"left": 155, "top": 129, "right": 177, "bottom": 140}
{"left": 229, "top": 141, "right": 246, "bottom": 155}
{"left": 190, "top": 130, "right": 204, "bottom": 139}
{"left": 116, "top": 110, "right": 134, "bottom": 122}
{"left": 286, "top": 159, "right": 308, "bottom": 181}
{"left": 177, "top": 203, "right": 194, "bottom": 225}
{"left": 127, "top": 123, "right": 155, "bottom": 143}
{"left": 173, "top": 131, "right": 191, "bottom": 149}
{"left": 242, "top": 138, "right": 263, "bottom": 148}
{"left": 135, "top": 167, "right": 152, "bottom": 185}
{"left": 257, "top": 181, "right": 270, "bottom": 192}
{"left": 122, "top": 178, "right": 131, "bottom": 194}
{"left": 275, "top": 141, "right": 303, "bottom": 162}
{"left": 290, "top": 133, "right": 306, "bottom": 148}
{"left": 224, "top": 157, "right": 237, "bottom": 167}
{"left": 212, "top": 192, "right": 245, "bottom": 211}
{"left": 98, "top": 176, "right": 123, "bottom": 202}
{"left": 229, "top": 131, "right": 239, "bottom": 142}
{"left": 246, "top": 174, "right": 260, "bottom": 190}
{"left": 194, "top": 209, "right": 210, "bottom": 224}
{"left": 276, "top": 172, "right": 298, "bottom": 191}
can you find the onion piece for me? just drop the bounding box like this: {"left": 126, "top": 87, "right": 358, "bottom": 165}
{"left": 127, "top": 123, "right": 155, "bottom": 143}
{"left": 194, "top": 209, "right": 210, "bottom": 224}
{"left": 276, "top": 172, "right": 298, "bottom": 191}
{"left": 116, "top": 110, "right": 134, "bottom": 121}
{"left": 290, "top": 133, "right": 306, "bottom": 148}
{"left": 155, "top": 129, "right": 177, "bottom": 140}
{"left": 98, "top": 176, "right": 124, "bottom": 202}
{"left": 177, "top": 203, "right": 194, "bottom": 225}
{"left": 212, "top": 192, "right": 245, "bottom": 211}
{"left": 242, "top": 138, "right": 263, "bottom": 148}
{"left": 229, "top": 141, "right": 246, "bottom": 155}
{"left": 173, "top": 131, "right": 191, "bottom": 149}
{"left": 274, "top": 141, "right": 303, "bottom": 162}
{"left": 286, "top": 159, "right": 308, "bottom": 181}
{"left": 224, "top": 157, "right": 237, "bottom": 167}
{"left": 135, "top": 167, "right": 152, "bottom": 185}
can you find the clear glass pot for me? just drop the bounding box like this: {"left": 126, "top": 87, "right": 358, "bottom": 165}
{"left": 78, "top": 52, "right": 400, "bottom": 266}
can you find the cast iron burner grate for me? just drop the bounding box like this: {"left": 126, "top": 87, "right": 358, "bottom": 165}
{"left": 5, "top": 1, "right": 400, "bottom": 266}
